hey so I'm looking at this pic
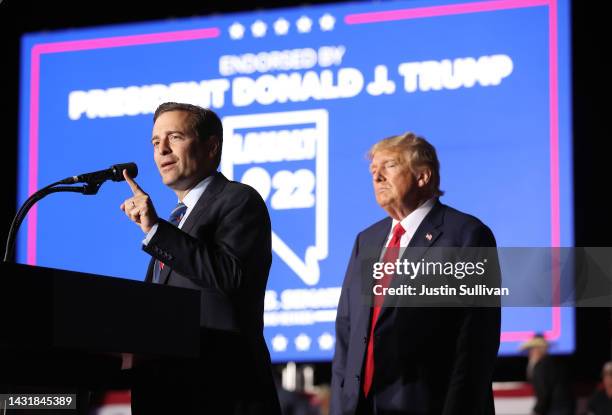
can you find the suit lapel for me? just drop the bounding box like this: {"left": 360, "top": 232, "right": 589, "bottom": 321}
{"left": 400, "top": 201, "right": 445, "bottom": 263}
{"left": 159, "top": 172, "right": 228, "bottom": 285}
{"left": 359, "top": 218, "right": 392, "bottom": 324}
{"left": 354, "top": 218, "right": 392, "bottom": 370}
{"left": 363, "top": 218, "right": 393, "bottom": 296}
{"left": 180, "top": 172, "right": 227, "bottom": 236}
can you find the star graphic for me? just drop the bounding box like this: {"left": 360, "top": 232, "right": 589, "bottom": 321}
{"left": 295, "top": 333, "right": 312, "bottom": 351}
{"left": 296, "top": 16, "right": 313, "bottom": 33}
{"left": 319, "top": 13, "right": 336, "bottom": 31}
{"left": 272, "top": 334, "right": 288, "bottom": 352}
{"left": 251, "top": 20, "right": 267, "bottom": 38}
{"left": 318, "top": 332, "right": 335, "bottom": 350}
{"left": 228, "top": 22, "right": 245, "bottom": 40}
{"left": 273, "top": 18, "right": 290, "bottom": 35}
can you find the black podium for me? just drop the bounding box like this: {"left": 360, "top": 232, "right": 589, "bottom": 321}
{"left": 0, "top": 263, "right": 200, "bottom": 392}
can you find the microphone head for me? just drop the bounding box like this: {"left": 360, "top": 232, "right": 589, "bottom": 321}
{"left": 111, "top": 162, "right": 138, "bottom": 181}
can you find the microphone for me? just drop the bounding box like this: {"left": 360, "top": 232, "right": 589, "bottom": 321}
{"left": 61, "top": 162, "right": 138, "bottom": 184}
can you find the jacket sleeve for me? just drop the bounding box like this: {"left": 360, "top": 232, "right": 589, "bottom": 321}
{"left": 330, "top": 234, "right": 360, "bottom": 415}
{"left": 443, "top": 222, "right": 501, "bottom": 415}
{"left": 142, "top": 186, "right": 271, "bottom": 294}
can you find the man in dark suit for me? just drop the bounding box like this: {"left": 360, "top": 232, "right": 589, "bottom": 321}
{"left": 521, "top": 335, "right": 575, "bottom": 415}
{"left": 120, "top": 102, "right": 280, "bottom": 414}
{"left": 331, "top": 133, "right": 501, "bottom": 415}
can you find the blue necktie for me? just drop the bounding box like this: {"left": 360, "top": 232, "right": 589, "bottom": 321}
{"left": 152, "top": 202, "right": 187, "bottom": 283}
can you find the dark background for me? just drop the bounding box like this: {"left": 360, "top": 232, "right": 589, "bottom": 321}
{"left": 0, "top": 0, "right": 609, "bottom": 385}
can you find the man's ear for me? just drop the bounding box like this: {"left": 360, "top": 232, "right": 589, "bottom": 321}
{"left": 207, "top": 135, "right": 220, "bottom": 159}
{"left": 416, "top": 168, "right": 431, "bottom": 188}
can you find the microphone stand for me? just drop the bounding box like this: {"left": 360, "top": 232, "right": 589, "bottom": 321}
{"left": 3, "top": 179, "right": 104, "bottom": 263}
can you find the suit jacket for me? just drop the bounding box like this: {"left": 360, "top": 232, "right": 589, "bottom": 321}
{"left": 331, "top": 200, "right": 501, "bottom": 415}
{"left": 531, "top": 355, "right": 575, "bottom": 415}
{"left": 140, "top": 171, "right": 280, "bottom": 414}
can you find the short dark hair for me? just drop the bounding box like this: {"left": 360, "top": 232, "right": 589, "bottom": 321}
{"left": 153, "top": 102, "right": 223, "bottom": 169}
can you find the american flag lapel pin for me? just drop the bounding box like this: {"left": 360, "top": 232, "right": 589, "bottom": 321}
{"left": 425, "top": 233, "right": 432, "bottom": 241}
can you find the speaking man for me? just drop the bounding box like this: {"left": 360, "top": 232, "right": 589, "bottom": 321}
{"left": 120, "top": 102, "right": 280, "bottom": 415}
{"left": 331, "top": 133, "right": 501, "bottom": 415}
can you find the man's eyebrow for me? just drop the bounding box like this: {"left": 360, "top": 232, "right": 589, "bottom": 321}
{"left": 151, "top": 130, "right": 184, "bottom": 142}
{"left": 372, "top": 157, "right": 398, "bottom": 164}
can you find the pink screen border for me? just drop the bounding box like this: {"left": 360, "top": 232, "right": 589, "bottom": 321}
{"left": 24, "top": 0, "right": 563, "bottom": 343}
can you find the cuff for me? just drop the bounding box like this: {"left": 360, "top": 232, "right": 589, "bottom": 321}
{"left": 142, "top": 223, "right": 159, "bottom": 246}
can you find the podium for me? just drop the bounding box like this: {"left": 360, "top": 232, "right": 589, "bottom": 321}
{"left": 0, "top": 263, "right": 200, "bottom": 390}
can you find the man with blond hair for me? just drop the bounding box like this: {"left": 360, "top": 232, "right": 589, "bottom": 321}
{"left": 331, "top": 133, "right": 501, "bottom": 415}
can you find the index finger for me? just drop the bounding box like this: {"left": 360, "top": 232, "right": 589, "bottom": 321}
{"left": 123, "top": 169, "right": 144, "bottom": 195}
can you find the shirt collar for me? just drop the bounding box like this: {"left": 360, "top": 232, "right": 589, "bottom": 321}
{"left": 180, "top": 175, "right": 214, "bottom": 211}
{"left": 392, "top": 197, "right": 437, "bottom": 235}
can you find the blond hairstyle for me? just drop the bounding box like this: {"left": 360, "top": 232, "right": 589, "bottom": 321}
{"left": 368, "top": 132, "right": 444, "bottom": 197}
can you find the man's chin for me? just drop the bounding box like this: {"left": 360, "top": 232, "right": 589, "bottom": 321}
{"left": 161, "top": 175, "right": 179, "bottom": 187}
{"left": 375, "top": 196, "right": 392, "bottom": 207}
{"left": 163, "top": 177, "right": 194, "bottom": 193}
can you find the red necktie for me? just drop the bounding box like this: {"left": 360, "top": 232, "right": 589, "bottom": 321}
{"left": 363, "top": 222, "right": 406, "bottom": 397}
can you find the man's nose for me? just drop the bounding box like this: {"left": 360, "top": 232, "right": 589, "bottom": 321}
{"left": 157, "top": 140, "right": 171, "bottom": 155}
{"left": 373, "top": 169, "right": 385, "bottom": 182}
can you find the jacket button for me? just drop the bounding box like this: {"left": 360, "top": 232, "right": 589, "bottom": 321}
{"left": 363, "top": 336, "right": 367, "bottom": 344}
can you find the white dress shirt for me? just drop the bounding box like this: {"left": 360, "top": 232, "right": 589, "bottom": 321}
{"left": 142, "top": 175, "right": 214, "bottom": 245}
{"left": 380, "top": 197, "right": 436, "bottom": 258}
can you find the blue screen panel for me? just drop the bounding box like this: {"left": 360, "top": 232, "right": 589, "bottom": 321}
{"left": 18, "top": 0, "right": 573, "bottom": 361}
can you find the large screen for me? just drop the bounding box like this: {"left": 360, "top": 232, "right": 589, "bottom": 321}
{"left": 18, "top": 0, "right": 573, "bottom": 361}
